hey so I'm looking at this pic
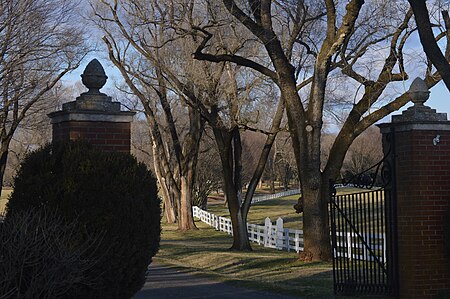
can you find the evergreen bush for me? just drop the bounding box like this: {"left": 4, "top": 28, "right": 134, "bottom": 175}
{"left": 0, "top": 209, "right": 102, "bottom": 299}
{"left": 6, "top": 141, "right": 161, "bottom": 299}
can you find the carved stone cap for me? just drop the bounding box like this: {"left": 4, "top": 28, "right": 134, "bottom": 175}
{"left": 60, "top": 59, "right": 121, "bottom": 113}
{"left": 81, "top": 59, "right": 108, "bottom": 95}
{"left": 392, "top": 77, "right": 447, "bottom": 123}
{"left": 408, "top": 77, "right": 430, "bottom": 106}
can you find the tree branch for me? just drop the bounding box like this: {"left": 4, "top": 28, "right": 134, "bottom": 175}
{"left": 408, "top": 0, "right": 450, "bottom": 90}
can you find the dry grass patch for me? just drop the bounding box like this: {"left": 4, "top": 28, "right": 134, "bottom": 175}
{"left": 0, "top": 188, "right": 12, "bottom": 212}
{"left": 155, "top": 221, "right": 334, "bottom": 298}
{"left": 207, "top": 187, "right": 370, "bottom": 230}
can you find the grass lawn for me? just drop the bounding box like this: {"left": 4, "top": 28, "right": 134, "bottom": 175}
{"left": 155, "top": 220, "right": 334, "bottom": 298}
{"left": 208, "top": 194, "right": 301, "bottom": 229}
{"left": 156, "top": 187, "right": 389, "bottom": 298}
{"left": 207, "top": 187, "right": 367, "bottom": 230}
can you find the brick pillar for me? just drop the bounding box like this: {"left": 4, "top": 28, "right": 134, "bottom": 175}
{"left": 379, "top": 78, "right": 450, "bottom": 298}
{"left": 48, "top": 59, "right": 134, "bottom": 153}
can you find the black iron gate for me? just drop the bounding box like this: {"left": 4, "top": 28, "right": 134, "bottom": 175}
{"left": 329, "top": 132, "right": 398, "bottom": 296}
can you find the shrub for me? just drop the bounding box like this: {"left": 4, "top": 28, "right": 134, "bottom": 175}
{"left": 0, "top": 209, "right": 102, "bottom": 299}
{"left": 6, "top": 141, "right": 161, "bottom": 299}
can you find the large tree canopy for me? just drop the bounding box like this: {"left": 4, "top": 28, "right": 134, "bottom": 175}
{"left": 192, "top": 0, "right": 449, "bottom": 260}
{"left": 85, "top": 0, "right": 450, "bottom": 259}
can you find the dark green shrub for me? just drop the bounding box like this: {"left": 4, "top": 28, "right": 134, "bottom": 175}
{"left": 6, "top": 141, "right": 161, "bottom": 299}
{"left": 0, "top": 209, "right": 102, "bottom": 299}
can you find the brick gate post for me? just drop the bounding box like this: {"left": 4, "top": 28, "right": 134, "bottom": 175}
{"left": 48, "top": 59, "right": 135, "bottom": 153}
{"left": 379, "top": 78, "right": 450, "bottom": 298}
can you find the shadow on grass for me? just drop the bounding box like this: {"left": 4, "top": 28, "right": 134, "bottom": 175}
{"left": 184, "top": 266, "right": 334, "bottom": 298}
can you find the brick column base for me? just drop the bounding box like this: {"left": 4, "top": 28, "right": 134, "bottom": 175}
{"left": 49, "top": 110, "right": 135, "bottom": 154}
{"left": 52, "top": 120, "right": 131, "bottom": 153}
{"left": 381, "top": 123, "right": 450, "bottom": 299}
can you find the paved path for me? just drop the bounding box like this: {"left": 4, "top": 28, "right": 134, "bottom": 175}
{"left": 133, "top": 263, "right": 301, "bottom": 299}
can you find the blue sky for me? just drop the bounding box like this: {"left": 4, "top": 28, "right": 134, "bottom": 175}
{"left": 63, "top": 53, "right": 450, "bottom": 124}
{"left": 423, "top": 81, "right": 450, "bottom": 115}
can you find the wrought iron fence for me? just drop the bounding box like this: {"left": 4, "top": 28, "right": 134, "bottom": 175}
{"left": 329, "top": 130, "right": 398, "bottom": 297}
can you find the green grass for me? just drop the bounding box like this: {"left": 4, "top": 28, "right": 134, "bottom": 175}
{"left": 155, "top": 220, "right": 334, "bottom": 298}
{"left": 158, "top": 187, "right": 390, "bottom": 298}
{"left": 207, "top": 187, "right": 372, "bottom": 230}
{"left": 208, "top": 194, "right": 302, "bottom": 229}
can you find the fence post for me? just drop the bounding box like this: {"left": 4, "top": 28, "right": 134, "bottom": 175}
{"left": 264, "top": 217, "right": 271, "bottom": 247}
{"left": 276, "top": 217, "right": 284, "bottom": 250}
{"left": 214, "top": 215, "right": 219, "bottom": 230}
{"left": 285, "top": 228, "right": 290, "bottom": 252}
{"left": 295, "top": 231, "right": 300, "bottom": 253}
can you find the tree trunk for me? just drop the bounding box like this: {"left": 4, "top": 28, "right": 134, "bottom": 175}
{"left": 0, "top": 146, "right": 9, "bottom": 196}
{"left": 177, "top": 107, "right": 203, "bottom": 230}
{"left": 213, "top": 127, "right": 252, "bottom": 251}
{"left": 283, "top": 165, "right": 291, "bottom": 190}
{"left": 269, "top": 180, "right": 275, "bottom": 193}
{"left": 152, "top": 143, "right": 177, "bottom": 223}
{"left": 230, "top": 208, "right": 252, "bottom": 251}
{"left": 300, "top": 176, "right": 332, "bottom": 261}
{"left": 178, "top": 174, "right": 197, "bottom": 230}
{"left": 408, "top": 0, "right": 450, "bottom": 91}
{"left": 162, "top": 183, "right": 177, "bottom": 224}
{"left": 224, "top": 177, "right": 252, "bottom": 251}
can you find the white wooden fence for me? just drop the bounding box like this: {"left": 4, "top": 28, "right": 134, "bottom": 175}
{"left": 251, "top": 189, "right": 300, "bottom": 203}
{"left": 193, "top": 187, "right": 386, "bottom": 261}
{"left": 192, "top": 206, "right": 304, "bottom": 252}
{"left": 334, "top": 231, "right": 386, "bottom": 261}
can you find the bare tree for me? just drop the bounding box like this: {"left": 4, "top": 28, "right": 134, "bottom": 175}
{"left": 342, "top": 126, "right": 382, "bottom": 175}
{"left": 193, "top": 131, "right": 222, "bottom": 210}
{"left": 0, "top": 0, "right": 89, "bottom": 192}
{"left": 273, "top": 133, "right": 298, "bottom": 191}
{"left": 193, "top": 0, "right": 449, "bottom": 260}
{"left": 92, "top": 0, "right": 205, "bottom": 229}
{"left": 3, "top": 81, "right": 80, "bottom": 186}
{"left": 92, "top": 0, "right": 289, "bottom": 249}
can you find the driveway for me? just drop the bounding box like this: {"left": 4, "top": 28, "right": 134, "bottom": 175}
{"left": 133, "top": 263, "right": 300, "bottom": 299}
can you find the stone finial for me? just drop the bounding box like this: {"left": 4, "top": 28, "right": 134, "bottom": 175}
{"left": 408, "top": 77, "right": 430, "bottom": 107}
{"left": 59, "top": 58, "right": 121, "bottom": 112}
{"left": 81, "top": 59, "right": 108, "bottom": 94}
{"left": 392, "top": 77, "right": 447, "bottom": 123}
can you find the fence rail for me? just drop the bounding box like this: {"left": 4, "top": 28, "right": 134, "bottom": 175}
{"left": 193, "top": 189, "right": 386, "bottom": 260}
{"left": 193, "top": 206, "right": 304, "bottom": 252}
{"left": 251, "top": 189, "right": 300, "bottom": 203}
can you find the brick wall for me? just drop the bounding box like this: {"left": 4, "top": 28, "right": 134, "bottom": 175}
{"left": 52, "top": 121, "right": 131, "bottom": 153}
{"left": 393, "top": 129, "right": 450, "bottom": 298}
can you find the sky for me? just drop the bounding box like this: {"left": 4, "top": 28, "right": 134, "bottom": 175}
{"left": 63, "top": 53, "right": 450, "bottom": 128}
{"left": 59, "top": 0, "right": 450, "bottom": 132}
{"left": 422, "top": 81, "right": 450, "bottom": 115}
{"left": 62, "top": 0, "right": 450, "bottom": 126}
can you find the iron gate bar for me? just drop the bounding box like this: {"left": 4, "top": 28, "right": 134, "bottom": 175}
{"left": 329, "top": 129, "right": 398, "bottom": 296}
{"left": 330, "top": 192, "right": 387, "bottom": 274}
{"left": 331, "top": 189, "right": 391, "bottom": 294}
